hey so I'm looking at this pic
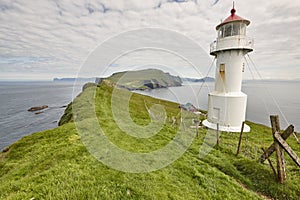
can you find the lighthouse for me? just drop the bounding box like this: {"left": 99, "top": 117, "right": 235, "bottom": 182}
{"left": 203, "top": 5, "right": 254, "bottom": 132}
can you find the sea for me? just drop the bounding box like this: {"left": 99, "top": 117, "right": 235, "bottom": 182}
{"left": 0, "top": 80, "right": 299, "bottom": 151}
{"left": 136, "top": 80, "right": 300, "bottom": 133}
{"left": 0, "top": 81, "right": 84, "bottom": 151}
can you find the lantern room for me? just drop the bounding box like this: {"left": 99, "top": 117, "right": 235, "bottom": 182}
{"left": 210, "top": 6, "right": 253, "bottom": 56}
{"left": 216, "top": 8, "right": 249, "bottom": 38}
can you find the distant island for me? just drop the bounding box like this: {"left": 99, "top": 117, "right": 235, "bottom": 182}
{"left": 97, "top": 69, "right": 182, "bottom": 90}
{"left": 54, "top": 69, "right": 214, "bottom": 90}
{"left": 53, "top": 77, "right": 96, "bottom": 82}
{"left": 181, "top": 77, "right": 214, "bottom": 83}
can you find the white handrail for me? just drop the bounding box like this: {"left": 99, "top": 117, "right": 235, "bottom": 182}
{"left": 210, "top": 36, "right": 254, "bottom": 53}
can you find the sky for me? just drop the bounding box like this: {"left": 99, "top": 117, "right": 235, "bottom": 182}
{"left": 0, "top": 0, "right": 300, "bottom": 80}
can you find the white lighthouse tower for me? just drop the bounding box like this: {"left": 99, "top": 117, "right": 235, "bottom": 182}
{"left": 203, "top": 5, "right": 254, "bottom": 132}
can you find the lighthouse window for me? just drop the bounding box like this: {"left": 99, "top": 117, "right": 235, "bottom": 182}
{"left": 240, "top": 23, "right": 246, "bottom": 35}
{"left": 221, "top": 23, "right": 247, "bottom": 38}
{"left": 218, "top": 28, "right": 223, "bottom": 38}
{"left": 224, "top": 24, "right": 232, "bottom": 37}
{"left": 232, "top": 23, "right": 240, "bottom": 36}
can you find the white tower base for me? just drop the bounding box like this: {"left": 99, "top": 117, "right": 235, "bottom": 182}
{"left": 203, "top": 91, "right": 250, "bottom": 133}
{"left": 202, "top": 119, "right": 250, "bottom": 132}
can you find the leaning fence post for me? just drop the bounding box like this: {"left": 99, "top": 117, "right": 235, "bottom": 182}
{"left": 236, "top": 121, "right": 245, "bottom": 156}
{"left": 216, "top": 123, "right": 220, "bottom": 146}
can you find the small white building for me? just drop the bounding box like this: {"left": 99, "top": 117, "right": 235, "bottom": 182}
{"left": 203, "top": 5, "right": 254, "bottom": 132}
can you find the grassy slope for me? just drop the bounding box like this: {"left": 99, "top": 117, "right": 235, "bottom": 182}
{"left": 105, "top": 69, "right": 182, "bottom": 90}
{"left": 0, "top": 83, "right": 299, "bottom": 199}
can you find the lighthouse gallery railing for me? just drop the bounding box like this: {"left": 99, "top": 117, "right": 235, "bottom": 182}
{"left": 210, "top": 36, "right": 254, "bottom": 54}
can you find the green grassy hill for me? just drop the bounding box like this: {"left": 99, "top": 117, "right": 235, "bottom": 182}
{"left": 102, "top": 69, "right": 182, "bottom": 90}
{"left": 0, "top": 83, "right": 299, "bottom": 199}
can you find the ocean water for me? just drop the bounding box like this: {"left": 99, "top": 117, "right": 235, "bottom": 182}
{"left": 0, "top": 81, "right": 299, "bottom": 151}
{"left": 0, "top": 82, "right": 83, "bottom": 150}
{"left": 136, "top": 81, "right": 300, "bottom": 132}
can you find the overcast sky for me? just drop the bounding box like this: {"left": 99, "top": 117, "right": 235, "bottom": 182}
{"left": 0, "top": 0, "right": 299, "bottom": 80}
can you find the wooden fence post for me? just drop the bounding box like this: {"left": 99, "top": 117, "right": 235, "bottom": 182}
{"left": 273, "top": 132, "right": 300, "bottom": 167}
{"left": 217, "top": 123, "right": 220, "bottom": 146}
{"left": 236, "top": 122, "right": 245, "bottom": 156}
{"left": 259, "top": 125, "right": 294, "bottom": 163}
{"left": 258, "top": 116, "right": 299, "bottom": 183}
{"left": 193, "top": 119, "right": 199, "bottom": 137}
{"left": 270, "top": 115, "right": 286, "bottom": 183}
{"left": 262, "top": 148, "right": 277, "bottom": 178}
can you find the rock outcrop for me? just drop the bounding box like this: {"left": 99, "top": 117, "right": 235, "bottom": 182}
{"left": 27, "top": 105, "right": 48, "bottom": 112}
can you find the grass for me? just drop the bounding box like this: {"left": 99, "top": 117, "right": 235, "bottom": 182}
{"left": 105, "top": 68, "right": 182, "bottom": 90}
{"left": 0, "top": 83, "right": 299, "bottom": 199}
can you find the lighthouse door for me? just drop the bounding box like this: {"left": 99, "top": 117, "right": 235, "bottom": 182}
{"left": 212, "top": 107, "right": 220, "bottom": 122}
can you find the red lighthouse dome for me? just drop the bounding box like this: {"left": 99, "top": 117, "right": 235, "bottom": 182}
{"left": 216, "top": 5, "right": 250, "bottom": 30}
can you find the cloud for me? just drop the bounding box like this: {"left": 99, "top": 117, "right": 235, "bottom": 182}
{"left": 0, "top": 0, "right": 299, "bottom": 80}
{"left": 0, "top": 56, "right": 52, "bottom": 65}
